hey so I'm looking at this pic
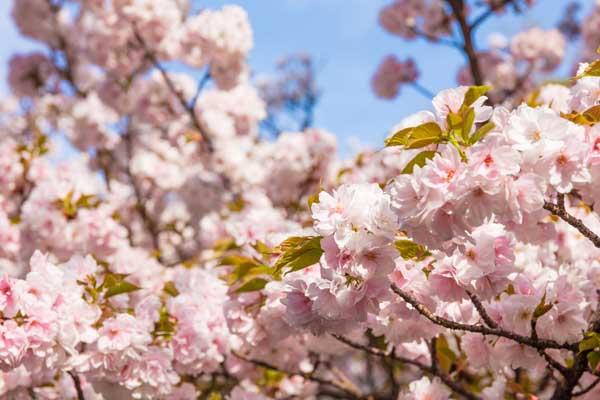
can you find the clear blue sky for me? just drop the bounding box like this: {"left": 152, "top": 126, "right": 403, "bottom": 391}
{"left": 0, "top": 0, "right": 591, "bottom": 154}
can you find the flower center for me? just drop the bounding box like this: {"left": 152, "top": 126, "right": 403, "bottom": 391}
{"left": 557, "top": 154, "right": 568, "bottom": 166}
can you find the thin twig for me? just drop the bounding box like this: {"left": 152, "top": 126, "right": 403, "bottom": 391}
{"left": 465, "top": 290, "right": 498, "bottom": 329}
{"left": 471, "top": 0, "right": 516, "bottom": 30}
{"left": 67, "top": 371, "right": 85, "bottom": 400}
{"left": 190, "top": 70, "right": 211, "bottom": 109}
{"left": 332, "top": 335, "right": 481, "bottom": 400}
{"left": 231, "top": 351, "right": 362, "bottom": 399}
{"left": 573, "top": 377, "right": 600, "bottom": 396}
{"left": 391, "top": 284, "right": 577, "bottom": 352}
{"left": 410, "top": 27, "right": 462, "bottom": 49}
{"left": 132, "top": 29, "right": 214, "bottom": 153}
{"left": 410, "top": 82, "right": 435, "bottom": 100}
{"left": 122, "top": 122, "right": 163, "bottom": 258}
{"left": 544, "top": 201, "right": 600, "bottom": 249}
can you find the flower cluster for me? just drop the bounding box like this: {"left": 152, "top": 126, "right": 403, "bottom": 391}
{"left": 4, "top": 0, "right": 600, "bottom": 399}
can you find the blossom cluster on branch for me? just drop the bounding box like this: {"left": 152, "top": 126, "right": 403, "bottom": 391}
{"left": 2, "top": 0, "right": 600, "bottom": 399}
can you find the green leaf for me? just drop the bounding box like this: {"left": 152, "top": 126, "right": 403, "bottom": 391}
{"left": 307, "top": 191, "right": 321, "bottom": 209}
{"left": 579, "top": 333, "right": 600, "bottom": 352}
{"left": 163, "top": 281, "right": 179, "bottom": 297}
{"left": 274, "top": 236, "right": 323, "bottom": 275}
{"left": 448, "top": 132, "right": 468, "bottom": 162}
{"left": 384, "top": 126, "right": 414, "bottom": 147}
{"left": 212, "top": 238, "right": 238, "bottom": 253}
{"left": 227, "top": 197, "right": 246, "bottom": 212}
{"left": 384, "top": 122, "right": 443, "bottom": 149}
{"left": 583, "top": 105, "right": 600, "bottom": 124}
{"left": 461, "top": 107, "right": 476, "bottom": 143}
{"left": 367, "top": 330, "right": 388, "bottom": 351}
{"left": 105, "top": 281, "right": 140, "bottom": 298}
{"left": 447, "top": 112, "right": 463, "bottom": 132}
{"left": 153, "top": 305, "right": 176, "bottom": 339}
{"left": 394, "top": 240, "right": 431, "bottom": 261}
{"left": 533, "top": 293, "right": 553, "bottom": 319}
{"left": 403, "top": 122, "right": 443, "bottom": 149}
{"left": 577, "top": 60, "right": 600, "bottom": 79}
{"left": 235, "top": 278, "right": 269, "bottom": 293}
{"left": 258, "top": 368, "right": 286, "bottom": 388}
{"left": 221, "top": 255, "right": 271, "bottom": 285}
{"left": 588, "top": 351, "right": 600, "bottom": 371}
{"left": 220, "top": 254, "right": 261, "bottom": 268}
{"left": 435, "top": 336, "right": 457, "bottom": 374}
{"left": 401, "top": 151, "right": 437, "bottom": 174}
{"left": 252, "top": 241, "right": 274, "bottom": 256}
{"left": 76, "top": 194, "right": 100, "bottom": 209}
{"left": 463, "top": 85, "right": 491, "bottom": 108}
{"left": 468, "top": 121, "right": 495, "bottom": 145}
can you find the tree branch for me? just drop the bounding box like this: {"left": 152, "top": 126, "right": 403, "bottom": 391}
{"left": 132, "top": 29, "right": 214, "bottom": 153}
{"left": 471, "top": 0, "right": 516, "bottom": 31}
{"left": 573, "top": 377, "right": 600, "bottom": 397}
{"left": 391, "top": 284, "right": 577, "bottom": 352}
{"left": 231, "top": 351, "right": 362, "bottom": 399}
{"left": 446, "top": 0, "right": 484, "bottom": 86}
{"left": 332, "top": 334, "right": 481, "bottom": 400}
{"left": 410, "top": 82, "right": 435, "bottom": 100}
{"left": 67, "top": 371, "right": 85, "bottom": 400}
{"left": 543, "top": 200, "right": 600, "bottom": 249}
{"left": 465, "top": 290, "right": 498, "bottom": 329}
{"left": 122, "top": 122, "right": 163, "bottom": 258}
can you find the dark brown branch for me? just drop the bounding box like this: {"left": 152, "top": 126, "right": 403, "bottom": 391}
{"left": 465, "top": 290, "right": 498, "bottom": 329}
{"left": 446, "top": 0, "right": 484, "bottom": 86}
{"left": 332, "top": 335, "right": 481, "bottom": 400}
{"left": 543, "top": 201, "right": 600, "bottom": 249}
{"left": 231, "top": 351, "right": 362, "bottom": 399}
{"left": 540, "top": 351, "right": 569, "bottom": 376}
{"left": 550, "top": 298, "right": 600, "bottom": 399}
{"left": 409, "top": 27, "right": 462, "bottom": 49}
{"left": 132, "top": 29, "right": 214, "bottom": 153}
{"left": 573, "top": 377, "right": 600, "bottom": 397}
{"left": 122, "top": 123, "right": 163, "bottom": 258}
{"left": 471, "top": 0, "right": 516, "bottom": 31}
{"left": 391, "top": 284, "right": 577, "bottom": 352}
{"left": 67, "top": 371, "right": 85, "bottom": 400}
{"left": 430, "top": 337, "right": 438, "bottom": 372}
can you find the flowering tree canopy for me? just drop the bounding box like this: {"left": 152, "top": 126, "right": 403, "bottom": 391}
{"left": 3, "top": 0, "right": 600, "bottom": 399}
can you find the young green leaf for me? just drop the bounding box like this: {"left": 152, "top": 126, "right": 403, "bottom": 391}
{"left": 384, "top": 122, "right": 443, "bottom": 149}
{"left": 463, "top": 85, "right": 491, "bottom": 108}
{"left": 235, "top": 278, "right": 269, "bottom": 293}
{"left": 577, "top": 60, "right": 600, "bottom": 79}
{"left": 468, "top": 121, "right": 495, "bottom": 145}
{"left": 163, "top": 281, "right": 179, "bottom": 297}
{"left": 583, "top": 105, "right": 600, "bottom": 124}
{"left": 588, "top": 351, "right": 600, "bottom": 371}
{"left": 435, "top": 335, "right": 457, "bottom": 374}
{"left": 448, "top": 132, "right": 468, "bottom": 162}
{"left": 579, "top": 333, "right": 600, "bottom": 352}
{"left": 403, "top": 122, "right": 443, "bottom": 149}
{"left": 384, "top": 126, "right": 414, "bottom": 147}
{"left": 307, "top": 191, "right": 321, "bottom": 209}
{"left": 532, "top": 293, "right": 553, "bottom": 319}
{"left": 105, "top": 281, "right": 141, "bottom": 298}
{"left": 395, "top": 239, "right": 431, "bottom": 261}
{"left": 274, "top": 236, "right": 324, "bottom": 274}
{"left": 461, "top": 107, "right": 476, "bottom": 143}
{"left": 401, "top": 151, "right": 437, "bottom": 174}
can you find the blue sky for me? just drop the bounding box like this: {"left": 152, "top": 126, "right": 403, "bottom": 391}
{"left": 0, "top": 0, "right": 591, "bottom": 153}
